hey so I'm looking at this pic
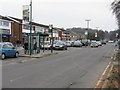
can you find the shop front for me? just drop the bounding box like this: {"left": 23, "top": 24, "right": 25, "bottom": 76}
{"left": 0, "top": 29, "right": 10, "bottom": 42}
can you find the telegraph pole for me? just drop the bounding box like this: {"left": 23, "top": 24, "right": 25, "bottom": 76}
{"left": 0, "top": 31, "right": 2, "bottom": 42}
{"left": 85, "top": 19, "right": 91, "bottom": 41}
{"left": 49, "top": 24, "right": 53, "bottom": 53}
{"left": 29, "top": 0, "right": 32, "bottom": 55}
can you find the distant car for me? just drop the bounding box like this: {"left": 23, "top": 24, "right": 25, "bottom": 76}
{"left": 65, "top": 41, "right": 72, "bottom": 47}
{"left": 73, "top": 41, "right": 82, "bottom": 47}
{"left": 108, "top": 40, "right": 114, "bottom": 43}
{"left": 53, "top": 41, "right": 67, "bottom": 50}
{"left": 41, "top": 41, "right": 52, "bottom": 50}
{"left": 96, "top": 41, "right": 102, "bottom": 46}
{"left": 90, "top": 42, "right": 99, "bottom": 47}
{"left": 81, "top": 40, "right": 89, "bottom": 46}
{"left": 101, "top": 41, "right": 106, "bottom": 45}
{"left": 114, "top": 41, "right": 118, "bottom": 46}
{"left": 0, "top": 42, "right": 19, "bottom": 60}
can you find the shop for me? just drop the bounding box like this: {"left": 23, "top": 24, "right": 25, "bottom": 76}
{"left": 0, "top": 18, "right": 11, "bottom": 42}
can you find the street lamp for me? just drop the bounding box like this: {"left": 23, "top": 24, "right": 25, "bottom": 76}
{"left": 95, "top": 27, "right": 99, "bottom": 40}
{"left": 0, "top": 30, "right": 2, "bottom": 42}
{"left": 29, "top": 0, "right": 32, "bottom": 55}
{"left": 85, "top": 19, "right": 91, "bottom": 41}
{"left": 49, "top": 24, "right": 53, "bottom": 53}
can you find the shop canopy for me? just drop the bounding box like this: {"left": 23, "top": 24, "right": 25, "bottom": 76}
{"left": 37, "top": 32, "right": 49, "bottom": 36}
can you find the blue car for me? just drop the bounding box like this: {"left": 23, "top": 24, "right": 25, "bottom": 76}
{"left": 0, "top": 42, "right": 19, "bottom": 60}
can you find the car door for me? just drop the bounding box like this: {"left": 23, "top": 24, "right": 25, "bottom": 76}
{"left": 8, "top": 44, "right": 16, "bottom": 56}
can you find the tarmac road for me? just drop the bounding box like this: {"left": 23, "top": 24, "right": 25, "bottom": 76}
{"left": 2, "top": 44, "right": 115, "bottom": 88}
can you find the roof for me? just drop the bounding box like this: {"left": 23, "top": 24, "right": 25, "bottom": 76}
{"left": 9, "top": 16, "right": 22, "bottom": 23}
{"left": 32, "top": 22, "right": 49, "bottom": 28}
{"left": 0, "top": 15, "right": 13, "bottom": 22}
{"left": 0, "top": 15, "right": 22, "bottom": 23}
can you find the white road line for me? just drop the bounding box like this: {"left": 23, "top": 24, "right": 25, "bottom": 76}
{"left": 95, "top": 61, "right": 111, "bottom": 88}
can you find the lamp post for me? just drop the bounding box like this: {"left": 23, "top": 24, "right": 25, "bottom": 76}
{"left": 85, "top": 19, "right": 91, "bottom": 41}
{"left": 95, "top": 27, "right": 99, "bottom": 40}
{"left": 29, "top": 0, "right": 32, "bottom": 55}
{"left": 0, "top": 30, "right": 2, "bottom": 42}
{"left": 49, "top": 24, "right": 53, "bottom": 53}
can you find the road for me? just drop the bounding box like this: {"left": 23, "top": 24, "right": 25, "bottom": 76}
{"left": 2, "top": 44, "right": 115, "bottom": 88}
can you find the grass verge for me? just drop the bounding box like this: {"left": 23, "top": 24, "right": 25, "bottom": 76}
{"left": 105, "top": 51, "right": 120, "bottom": 88}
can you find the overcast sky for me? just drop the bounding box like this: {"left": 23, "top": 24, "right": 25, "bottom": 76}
{"left": 0, "top": 0, "right": 118, "bottom": 31}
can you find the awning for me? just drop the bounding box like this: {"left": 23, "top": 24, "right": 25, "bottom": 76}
{"left": 37, "top": 32, "right": 49, "bottom": 36}
{"left": 62, "top": 35, "right": 66, "bottom": 37}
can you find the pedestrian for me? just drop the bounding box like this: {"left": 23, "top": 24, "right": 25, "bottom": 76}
{"left": 33, "top": 42, "right": 37, "bottom": 53}
{"left": 24, "top": 41, "right": 28, "bottom": 54}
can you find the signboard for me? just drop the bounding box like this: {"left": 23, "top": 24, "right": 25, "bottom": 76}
{"left": 35, "top": 26, "right": 44, "bottom": 33}
{"left": 85, "top": 31, "right": 88, "bottom": 35}
{"left": 23, "top": 5, "right": 29, "bottom": 24}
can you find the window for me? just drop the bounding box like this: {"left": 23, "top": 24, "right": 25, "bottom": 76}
{"left": 0, "top": 21, "right": 9, "bottom": 27}
{"left": 3, "top": 44, "right": 13, "bottom": 49}
{"left": 3, "top": 21, "right": 9, "bottom": 26}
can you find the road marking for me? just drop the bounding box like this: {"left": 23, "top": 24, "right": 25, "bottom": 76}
{"left": 102, "top": 62, "right": 111, "bottom": 76}
{"left": 95, "top": 61, "right": 112, "bottom": 88}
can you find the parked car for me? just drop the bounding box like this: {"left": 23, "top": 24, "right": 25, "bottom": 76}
{"left": 53, "top": 41, "right": 67, "bottom": 50}
{"left": 65, "top": 41, "right": 72, "bottom": 47}
{"left": 108, "top": 40, "right": 114, "bottom": 43}
{"left": 90, "top": 42, "right": 99, "bottom": 47}
{"left": 96, "top": 41, "right": 102, "bottom": 46}
{"left": 41, "top": 41, "right": 52, "bottom": 50}
{"left": 0, "top": 42, "right": 19, "bottom": 60}
{"left": 81, "top": 40, "right": 89, "bottom": 46}
{"left": 73, "top": 41, "right": 82, "bottom": 47}
{"left": 101, "top": 41, "right": 106, "bottom": 45}
{"left": 114, "top": 41, "right": 118, "bottom": 47}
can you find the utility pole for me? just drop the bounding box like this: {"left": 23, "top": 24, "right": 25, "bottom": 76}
{"left": 29, "top": 0, "right": 32, "bottom": 55}
{"left": 85, "top": 19, "right": 91, "bottom": 41}
{"left": 95, "top": 27, "right": 99, "bottom": 40}
{"left": 49, "top": 24, "right": 53, "bottom": 53}
{"left": 0, "top": 30, "right": 2, "bottom": 42}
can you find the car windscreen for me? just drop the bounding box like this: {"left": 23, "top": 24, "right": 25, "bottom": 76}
{"left": 56, "top": 42, "right": 63, "bottom": 45}
{"left": 41, "top": 42, "right": 50, "bottom": 45}
{"left": 3, "top": 44, "right": 13, "bottom": 49}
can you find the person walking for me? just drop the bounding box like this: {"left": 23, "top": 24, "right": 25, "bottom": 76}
{"left": 24, "top": 41, "right": 28, "bottom": 54}
{"left": 33, "top": 42, "right": 37, "bottom": 53}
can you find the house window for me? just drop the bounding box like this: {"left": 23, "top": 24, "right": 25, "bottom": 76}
{"left": 0, "top": 21, "right": 9, "bottom": 27}
{"left": 3, "top": 21, "right": 9, "bottom": 26}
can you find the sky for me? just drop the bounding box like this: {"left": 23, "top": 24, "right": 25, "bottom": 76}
{"left": 0, "top": 0, "right": 118, "bottom": 31}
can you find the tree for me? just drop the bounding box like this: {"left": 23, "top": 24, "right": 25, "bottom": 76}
{"left": 111, "top": 0, "right": 120, "bottom": 29}
{"left": 111, "top": 0, "right": 120, "bottom": 49}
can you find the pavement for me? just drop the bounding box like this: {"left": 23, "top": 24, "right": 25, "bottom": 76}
{"left": 16, "top": 46, "right": 58, "bottom": 58}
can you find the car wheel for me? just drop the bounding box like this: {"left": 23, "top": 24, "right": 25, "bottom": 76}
{"left": 2, "top": 53, "right": 5, "bottom": 60}
{"left": 15, "top": 52, "right": 19, "bottom": 58}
